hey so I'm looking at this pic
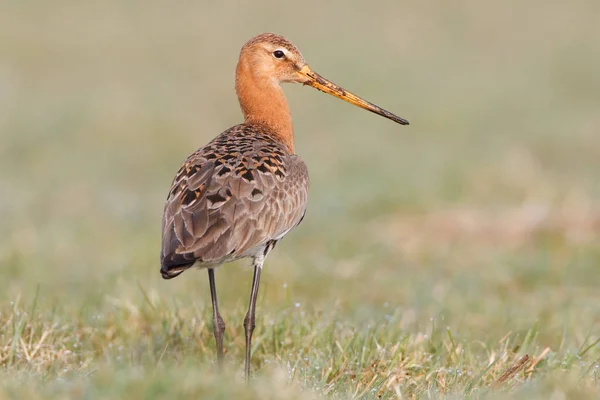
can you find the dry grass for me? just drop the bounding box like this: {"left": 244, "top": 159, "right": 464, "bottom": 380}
{"left": 0, "top": 294, "right": 580, "bottom": 398}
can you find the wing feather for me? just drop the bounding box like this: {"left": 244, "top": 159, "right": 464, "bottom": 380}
{"left": 160, "top": 124, "right": 309, "bottom": 276}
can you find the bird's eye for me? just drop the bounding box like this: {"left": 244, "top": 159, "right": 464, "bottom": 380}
{"left": 273, "top": 50, "right": 285, "bottom": 59}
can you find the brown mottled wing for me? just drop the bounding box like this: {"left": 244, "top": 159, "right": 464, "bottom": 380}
{"left": 160, "top": 124, "right": 309, "bottom": 278}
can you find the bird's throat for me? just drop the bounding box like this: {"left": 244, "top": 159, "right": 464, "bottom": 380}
{"left": 235, "top": 56, "right": 295, "bottom": 153}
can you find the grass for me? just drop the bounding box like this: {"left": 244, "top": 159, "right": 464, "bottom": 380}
{"left": 1, "top": 0, "right": 600, "bottom": 398}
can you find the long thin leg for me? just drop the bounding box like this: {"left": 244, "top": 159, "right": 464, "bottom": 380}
{"left": 208, "top": 268, "right": 226, "bottom": 367}
{"left": 243, "top": 256, "right": 264, "bottom": 380}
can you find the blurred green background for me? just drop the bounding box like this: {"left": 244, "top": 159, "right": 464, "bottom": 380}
{"left": 1, "top": 0, "right": 599, "bottom": 398}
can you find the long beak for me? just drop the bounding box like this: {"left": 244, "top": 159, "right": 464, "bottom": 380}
{"left": 296, "top": 65, "right": 409, "bottom": 125}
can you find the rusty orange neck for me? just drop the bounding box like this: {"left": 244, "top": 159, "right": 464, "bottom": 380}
{"left": 235, "top": 54, "right": 295, "bottom": 153}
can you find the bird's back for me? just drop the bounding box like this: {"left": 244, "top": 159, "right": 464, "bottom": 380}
{"left": 160, "top": 123, "right": 309, "bottom": 279}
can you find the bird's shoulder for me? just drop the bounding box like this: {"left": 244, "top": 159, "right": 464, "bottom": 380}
{"left": 167, "top": 123, "right": 307, "bottom": 203}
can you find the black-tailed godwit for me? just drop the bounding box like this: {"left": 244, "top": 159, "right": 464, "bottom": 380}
{"left": 160, "top": 33, "right": 409, "bottom": 378}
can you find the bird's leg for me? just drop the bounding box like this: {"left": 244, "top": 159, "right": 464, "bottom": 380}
{"left": 208, "top": 268, "right": 226, "bottom": 367}
{"left": 243, "top": 256, "right": 263, "bottom": 380}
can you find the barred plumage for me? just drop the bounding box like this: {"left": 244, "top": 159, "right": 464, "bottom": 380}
{"left": 160, "top": 124, "right": 308, "bottom": 278}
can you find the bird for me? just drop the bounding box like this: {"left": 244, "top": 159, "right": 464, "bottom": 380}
{"left": 160, "top": 33, "right": 409, "bottom": 379}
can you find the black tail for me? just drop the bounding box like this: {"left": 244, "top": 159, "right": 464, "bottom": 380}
{"left": 160, "top": 252, "right": 195, "bottom": 280}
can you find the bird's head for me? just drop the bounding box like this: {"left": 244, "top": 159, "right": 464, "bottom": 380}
{"left": 238, "top": 33, "right": 409, "bottom": 126}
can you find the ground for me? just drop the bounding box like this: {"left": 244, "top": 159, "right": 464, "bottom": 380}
{"left": 1, "top": 1, "right": 600, "bottom": 398}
